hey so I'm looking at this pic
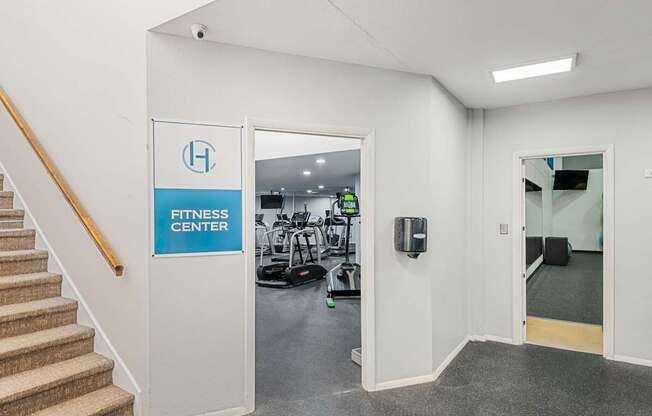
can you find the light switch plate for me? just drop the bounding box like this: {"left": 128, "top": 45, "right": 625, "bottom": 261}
{"left": 645, "top": 168, "right": 652, "bottom": 179}
{"left": 500, "top": 224, "right": 509, "bottom": 235}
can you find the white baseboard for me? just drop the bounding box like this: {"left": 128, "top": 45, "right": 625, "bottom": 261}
{"left": 613, "top": 355, "right": 652, "bottom": 368}
{"left": 374, "top": 336, "right": 472, "bottom": 392}
{"left": 374, "top": 374, "right": 436, "bottom": 391}
{"left": 194, "top": 406, "right": 248, "bottom": 416}
{"left": 526, "top": 255, "right": 543, "bottom": 278}
{"left": 485, "top": 334, "right": 515, "bottom": 344}
{"left": 433, "top": 336, "right": 470, "bottom": 380}
{"left": 469, "top": 334, "right": 515, "bottom": 345}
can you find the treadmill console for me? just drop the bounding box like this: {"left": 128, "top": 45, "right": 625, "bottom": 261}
{"left": 340, "top": 193, "right": 360, "bottom": 217}
{"left": 290, "top": 211, "right": 311, "bottom": 229}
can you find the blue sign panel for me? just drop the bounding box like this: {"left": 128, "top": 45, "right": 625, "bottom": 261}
{"left": 154, "top": 188, "right": 243, "bottom": 255}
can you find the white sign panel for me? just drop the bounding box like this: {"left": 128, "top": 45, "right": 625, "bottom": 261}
{"left": 152, "top": 120, "right": 243, "bottom": 256}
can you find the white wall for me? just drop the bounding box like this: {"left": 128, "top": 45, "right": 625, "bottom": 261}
{"left": 255, "top": 194, "right": 333, "bottom": 228}
{"left": 525, "top": 160, "right": 603, "bottom": 252}
{"left": 428, "top": 76, "right": 470, "bottom": 374}
{"left": 0, "top": 1, "right": 214, "bottom": 414}
{"left": 148, "top": 34, "right": 469, "bottom": 416}
{"left": 552, "top": 169, "right": 603, "bottom": 251}
{"left": 525, "top": 159, "right": 553, "bottom": 238}
{"left": 473, "top": 87, "right": 652, "bottom": 361}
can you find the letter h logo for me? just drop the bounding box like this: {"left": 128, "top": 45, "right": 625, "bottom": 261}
{"left": 183, "top": 140, "right": 216, "bottom": 174}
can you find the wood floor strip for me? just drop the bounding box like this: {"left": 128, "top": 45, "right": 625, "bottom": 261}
{"left": 526, "top": 316, "right": 603, "bottom": 355}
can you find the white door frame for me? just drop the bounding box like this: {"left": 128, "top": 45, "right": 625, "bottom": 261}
{"left": 243, "top": 118, "right": 376, "bottom": 413}
{"left": 512, "top": 144, "right": 615, "bottom": 359}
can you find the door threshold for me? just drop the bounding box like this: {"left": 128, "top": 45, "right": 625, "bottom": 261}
{"left": 526, "top": 316, "right": 603, "bottom": 355}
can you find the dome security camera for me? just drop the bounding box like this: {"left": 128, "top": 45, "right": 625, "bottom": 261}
{"left": 190, "top": 24, "right": 208, "bottom": 40}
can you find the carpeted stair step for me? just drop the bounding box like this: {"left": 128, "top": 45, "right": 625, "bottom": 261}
{"left": 0, "top": 353, "right": 114, "bottom": 416}
{"left": 0, "top": 221, "right": 24, "bottom": 230}
{"left": 0, "top": 209, "right": 24, "bottom": 222}
{"left": 0, "top": 249, "right": 48, "bottom": 277}
{"left": 0, "top": 229, "right": 36, "bottom": 252}
{"left": 0, "top": 324, "right": 94, "bottom": 378}
{"left": 0, "top": 191, "right": 14, "bottom": 209}
{"left": 30, "top": 385, "right": 134, "bottom": 416}
{"left": 0, "top": 273, "right": 62, "bottom": 306}
{"left": 0, "top": 208, "right": 24, "bottom": 230}
{"left": 0, "top": 297, "right": 77, "bottom": 338}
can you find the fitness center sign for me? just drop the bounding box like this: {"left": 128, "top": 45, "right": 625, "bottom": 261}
{"left": 152, "top": 120, "right": 243, "bottom": 256}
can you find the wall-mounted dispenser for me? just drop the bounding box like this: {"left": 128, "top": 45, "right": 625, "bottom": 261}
{"left": 394, "top": 217, "right": 428, "bottom": 258}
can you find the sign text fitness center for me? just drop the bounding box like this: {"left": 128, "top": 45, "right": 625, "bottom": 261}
{"left": 169, "top": 209, "right": 230, "bottom": 232}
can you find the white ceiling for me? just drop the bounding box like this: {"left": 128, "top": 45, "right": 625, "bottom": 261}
{"left": 255, "top": 131, "right": 360, "bottom": 161}
{"left": 256, "top": 149, "right": 359, "bottom": 196}
{"left": 153, "top": 0, "right": 652, "bottom": 109}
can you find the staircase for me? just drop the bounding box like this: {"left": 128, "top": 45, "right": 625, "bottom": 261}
{"left": 0, "top": 174, "right": 134, "bottom": 415}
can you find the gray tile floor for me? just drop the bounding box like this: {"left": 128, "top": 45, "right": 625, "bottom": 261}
{"left": 527, "top": 252, "right": 603, "bottom": 324}
{"left": 255, "top": 253, "right": 652, "bottom": 416}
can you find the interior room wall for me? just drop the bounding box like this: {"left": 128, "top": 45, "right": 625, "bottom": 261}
{"left": 525, "top": 191, "right": 543, "bottom": 236}
{"left": 472, "top": 87, "right": 652, "bottom": 362}
{"left": 0, "top": 2, "right": 214, "bottom": 414}
{"left": 255, "top": 194, "right": 334, "bottom": 226}
{"left": 552, "top": 169, "right": 604, "bottom": 251}
{"left": 428, "top": 76, "right": 470, "bottom": 374}
{"left": 525, "top": 159, "right": 553, "bottom": 238}
{"left": 148, "top": 33, "right": 469, "bottom": 416}
{"left": 562, "top": 154, "right": 604, "bottom": 170}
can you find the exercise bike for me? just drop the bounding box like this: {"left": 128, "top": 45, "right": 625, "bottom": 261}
{"left": 326, "top": 192, "right": 361, "bottom": 308}
{"left": 256, "top": 211, "right": 328, "bottom": 289}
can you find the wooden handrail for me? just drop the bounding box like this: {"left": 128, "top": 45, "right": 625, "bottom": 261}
{"left": 0, "top": 88, "right": 124, "bottom": 277}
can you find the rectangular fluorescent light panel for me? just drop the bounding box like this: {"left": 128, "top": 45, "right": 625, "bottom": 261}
{"left": 492, "top": 55, "right": 576, "bottom": 83}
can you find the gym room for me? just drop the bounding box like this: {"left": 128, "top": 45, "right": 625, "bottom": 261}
{"left": 253, "top": 130, "right": 364, "bottom": 409}
{"left": 522, "top": 154, "right": 606, "bottom": 354}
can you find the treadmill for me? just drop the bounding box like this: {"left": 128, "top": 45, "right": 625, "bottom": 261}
{"left": 256, "top": 212, "right": 328, "bottom": 288}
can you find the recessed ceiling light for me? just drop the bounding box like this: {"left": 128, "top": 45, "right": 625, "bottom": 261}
{"left": 491, "top": 54, "right": 577, "bottom": 83}
{"left": 316, "top": 158, "right": 326, "bottom": 164}
{"left": 302, "top": 170, "right": 311, "bottom": 176}
{"left": 318, "top": 185, "right": 325, "bottom": 189}
{"left": 344, "top": 187, "right": 350, "bottom": 192}
{"left": 307, "top": 189, "right": 313, "bottom": 193}
{"left": 280, "top": 187, "right": 285, "bottom": 191}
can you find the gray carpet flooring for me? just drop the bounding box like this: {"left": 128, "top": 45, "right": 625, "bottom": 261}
{"left": 255, "top": 252, "right": 651, "bottom": 416}
{"left": 256, "top": 255, "right": 361, "bottom": 408}
{"left": 254, "top": 341, "right": 652, "bottom": 416}
{"left": 527, "top": 252, "right": 603, "bottom": 325}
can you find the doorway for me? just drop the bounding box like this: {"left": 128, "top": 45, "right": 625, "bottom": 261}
{"left": 244, "top": 120, "right": 376, "bottom": 413}
{"left": 512, "top": 146, "right": 614, "bottom": 358}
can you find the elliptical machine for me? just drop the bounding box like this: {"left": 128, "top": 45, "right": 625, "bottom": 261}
{"left": 326, "top": 192, "right": 361, "bottom": 308}
{"left": 256, "top": 211, "right": 328, "bottom": 289}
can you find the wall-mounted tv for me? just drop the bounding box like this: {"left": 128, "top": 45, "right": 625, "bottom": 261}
{"left": 553, "top": 170, "right": 589, "bottom": 190}
{"left": 261, "top": 194, "right": 284, "bottom": 209}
